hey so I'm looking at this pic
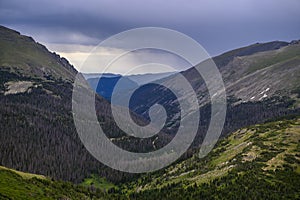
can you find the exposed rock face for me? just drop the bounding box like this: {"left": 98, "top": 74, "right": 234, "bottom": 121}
{"left": 4, "top": 81, "right": 34, "bottom": 95}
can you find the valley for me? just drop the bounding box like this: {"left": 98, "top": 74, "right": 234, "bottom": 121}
{"left": 0, "top": 25, "right": 299, "bottom": 199}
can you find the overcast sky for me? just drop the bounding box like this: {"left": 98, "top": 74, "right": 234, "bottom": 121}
{"left": 1, "top": 0, "right": 299, "bottom": 74}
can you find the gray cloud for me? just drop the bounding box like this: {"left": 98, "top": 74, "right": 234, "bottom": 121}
{"left": 0, "top": 0, "right": 299, "bottom": 72}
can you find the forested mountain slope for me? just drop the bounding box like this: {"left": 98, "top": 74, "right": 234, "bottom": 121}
{"left": 0, "top": 25, "right": 146, "bottom": 183}
{"left": 1, "top": 116, "right": 299, "bottom": 199}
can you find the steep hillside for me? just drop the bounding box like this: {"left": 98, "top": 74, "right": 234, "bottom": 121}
{"left": 124, "top": 116, "right": 300, "bottom": 199}
{"left": 128, "top": 41, "right": 300, "bottom": 147}
{"left": 219, "top": 42, "right": 300, "bottom": 102}
{"left": 0, "top": 25, "right": 152, "bottom": 183}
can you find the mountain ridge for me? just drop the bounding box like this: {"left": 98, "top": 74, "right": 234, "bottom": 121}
{"left": 128, "top": 40, "right": 300, "bottom": 127}
{"left": 0, "top": 25, "right": 77, "bottom": 82}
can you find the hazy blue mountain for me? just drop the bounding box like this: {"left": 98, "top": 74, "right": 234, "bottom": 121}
{"left": 85, "top": 72, "right": 175, "bottom": 85}
{"left": 85, "top": 72, "right": 175, "bottom": 101}
{"left": 82, "top": 72, "right": 121, "bottom": 79}
{"left": 87, "top": 75, "right": 138, "bottom": 101}
{"left": 126, "top": 71, "right": 176, "bottom": 85}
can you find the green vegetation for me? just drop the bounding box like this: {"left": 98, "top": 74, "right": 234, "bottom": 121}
{"left": 122, "top": 117, "right": 300, "bottom": 199}
{"left": 0, "top": 166, "right": 46, "bottom": 180}
{"left": 0, "top": 117, "right": 299, "bottom": 199}
{"left": 213, "top": 41, "right": 288, "bottom": 67}
{"left": 246, "top": 45, "right": 300, "bottom": 74}
{"left": 81, "top": 174, "right": 116, "bottom": 191}
{"left": 0, "top": 167, "right": 109, "bottom": 199}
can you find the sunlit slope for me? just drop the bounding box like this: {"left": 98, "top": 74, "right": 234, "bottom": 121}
{"left": 125, "top": 117, "right": 300, "bottom": 199}
{"left": 0, "top": 166, "right": 110, "bottom": 200}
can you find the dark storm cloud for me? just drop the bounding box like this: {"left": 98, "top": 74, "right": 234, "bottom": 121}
{"left": 0, "top": 0, "right": 299, "bottom": 55}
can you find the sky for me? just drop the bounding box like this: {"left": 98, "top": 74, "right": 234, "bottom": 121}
{"left": 0, "top": 0, "right": 299, "bottom": 74}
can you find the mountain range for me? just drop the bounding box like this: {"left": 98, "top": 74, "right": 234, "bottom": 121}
{"left": 0, "top": 25, "right": 299, "bottom": 199}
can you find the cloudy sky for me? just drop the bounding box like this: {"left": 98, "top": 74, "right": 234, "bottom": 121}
{"left": 0, "top": 0, "right": 299, "bottom": 74}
